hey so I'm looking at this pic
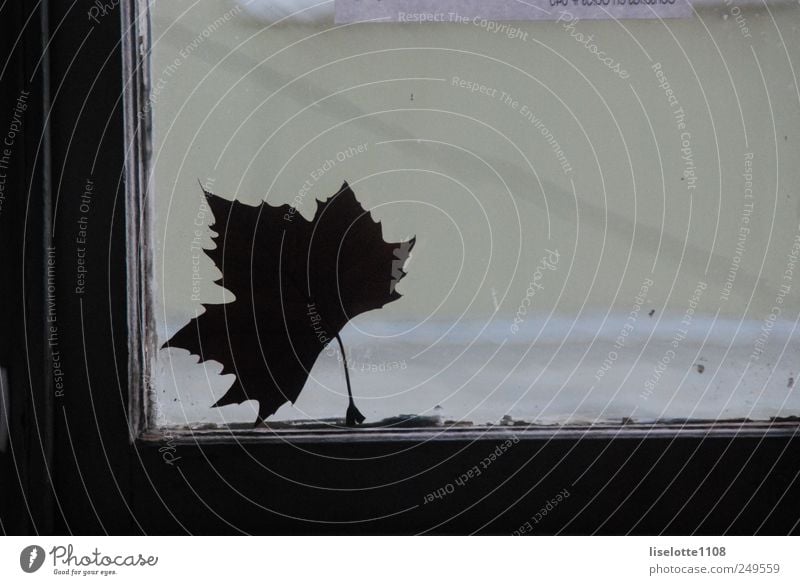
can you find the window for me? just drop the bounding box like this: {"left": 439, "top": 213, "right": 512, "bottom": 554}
{"left": 132, "top": 0, "right": 800, "bottom": 441}
{"left": 4, "top": 0, "right": 798, "bottom": 536}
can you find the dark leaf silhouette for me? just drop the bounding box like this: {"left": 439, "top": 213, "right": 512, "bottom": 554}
{"left": 163, "top": 181, "right": 414, "bottom": 426}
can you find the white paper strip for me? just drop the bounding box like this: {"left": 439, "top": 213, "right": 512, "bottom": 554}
{"left": 335, "top": 0, "right": 694, "bottom": 23}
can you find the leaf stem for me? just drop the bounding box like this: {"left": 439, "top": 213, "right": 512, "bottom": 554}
{"left": 336, "top": 333, "right": 365, "bottom": 426}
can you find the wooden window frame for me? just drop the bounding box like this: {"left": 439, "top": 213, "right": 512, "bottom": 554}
{"left": 3, "top": 0, "right": 797, "bottom": 535}
{"left": 124, "top": 0, "right": 799, "bottom": 445}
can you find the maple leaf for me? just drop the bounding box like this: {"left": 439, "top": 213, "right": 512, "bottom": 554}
{"left": 163, "top": 181, "right": 415, "bottom": 426}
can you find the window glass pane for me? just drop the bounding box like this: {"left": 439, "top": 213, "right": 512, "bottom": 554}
{"left": 148, "top": 0, "right": 800, "bottom": 431}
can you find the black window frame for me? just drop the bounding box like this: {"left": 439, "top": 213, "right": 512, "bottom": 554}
{"left": 2, "top": 0, "right": 799, "bottom": 535}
